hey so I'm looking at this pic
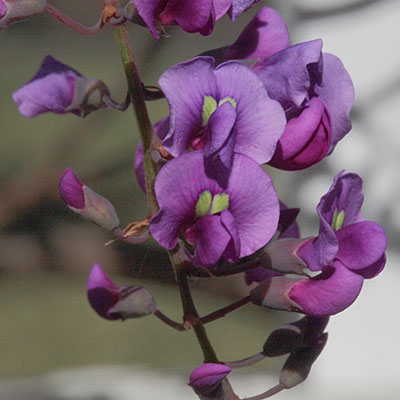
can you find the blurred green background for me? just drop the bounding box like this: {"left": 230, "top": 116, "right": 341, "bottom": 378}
{"left": 0, "top": 0, "right": 288, "bottom": 379}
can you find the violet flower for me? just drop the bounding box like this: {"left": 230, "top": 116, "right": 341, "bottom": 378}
{"left": 252, "top": 39, "right": 355, "bottom": 170}
{"left": 132, "top": 0, "right": 232, "bottom": 38}
{"left": 158, "top": 56, "right": 285, "bottom": 173}
{"left": 0, "top": 0, "right": 46, "bottom": 29}
{"left": 149, "top": 151, "right": 279, "bottom": 267}
{"left": 13, "top": 56, "right": 110, "bottom": 118}
{"left": 59, "top": 168, "right": 120, "bottom": 231}
{"left": 251, "top": 171, "right": 387, "bottom": 316}
{"left": 87, "top": 264, "right": 157, "bottom": 320}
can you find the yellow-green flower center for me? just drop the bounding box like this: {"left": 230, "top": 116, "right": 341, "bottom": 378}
{"left": 195, "top": 190, "right": 230, "bottom": 217}
{"left": 331, "top": 209, "right": 345, "bottom": 230}
{"left": 201, "top": 96, "right": 237, "bottom": 126}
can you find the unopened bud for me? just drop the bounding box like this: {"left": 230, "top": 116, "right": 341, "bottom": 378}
{"left": 87, "top": 264, "right": 157, "bottom": 320}
{"left": 59, "top": 168, "right": 120, "bottom": 230}
{"left": 189, "top": 363, "right": 231, "bottom": 400}
{"left": 250, "top": 276, "right": 305, "bottom": 312}
{"left": 279, "top": 333, "right": 328, "bottom": 389}
{"left": 0, "top": 0, "right": 46, "bottom": 29}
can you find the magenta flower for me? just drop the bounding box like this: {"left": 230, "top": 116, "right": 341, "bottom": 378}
{"left": 133, "top": 0, "right": 232, "bottom": 37}
{"left": 158, "top": 57, "right": 285, "bottom": 172}
{"left": 149, "top": 151, "right": 279, "bottom": 267}
{"left": 0, "top": 0, "right": 46, "bottom": 29}
{"left": 13, "top": 56, "right": 110, "bottom": 118}
{"left": 252, "top": 172, "right": 387, "bottom": 316}
{"left": 87, "top": 264, "right": 157, "bottom": 320}
{"left": 252, "top": 39, "right": 355, "bottom": 170}
{"left": 189, "top": 363, "right": 231, "bottom": 399}
{"left": 59, "top": 168, "right": 120, "bottom": 231}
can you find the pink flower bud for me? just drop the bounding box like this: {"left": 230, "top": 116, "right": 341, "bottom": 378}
{"left": 87, "top": 264, "right": 157, "bottom": 320}
{"left": 59, "top": 168, "right": 120, "bottom": 231}
{"left": 0, "top": 0, "right": 46, "bottom": 29}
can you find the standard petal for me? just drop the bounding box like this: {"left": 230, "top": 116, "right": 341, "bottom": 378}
{"left": 134, "top": 0, "right": 164, "bottom": 38}
{"left": 228, "top": 6, "right": 289, "bottom": 61}
{"left": 227, "top": 154, "right": 279, "bottom": 257}
{"left": 253, "top": 39, "right": 323, "bottom": 110}
{"left": 159, "top": 57, "right": 218, "bottom": 156}
{"left": 316, "top": 53, "right": 355, "bottom": 153}
{"left": 215, "top": 61, "right": 286, "bottom": 163}
{"left": 335, "top": 221, "right": 387, "bottom": 271}
{"left": 289, "top": 260, "right": 364, "bottom": 316}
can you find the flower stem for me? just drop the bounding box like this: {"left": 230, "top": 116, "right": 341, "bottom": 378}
{"left": 153, "top": 310, "right": 185, "bottom": 331}
{"left": 201, "top": 296, "right": 251, "bottom": 324}
{"left": 45, "top": 4, "right": 103, "bottom": 35}
{"left": 114, "top": 25, "right": 159, "bottom": 217}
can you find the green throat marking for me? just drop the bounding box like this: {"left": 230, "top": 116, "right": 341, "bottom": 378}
{"left": 331, "top": 209, "right": 345, "bottom": 230}
{"left": 201, "top": 96, "right": 237, "bottom": 126}
{"left": 195, "top": 190, "right": 230, "bottom": 217}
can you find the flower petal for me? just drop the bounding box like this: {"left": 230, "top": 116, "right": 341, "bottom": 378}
{"left": 134, "top": 0, "right": 164, "bottom": 38}
{"left": 228, "top": 0, "right": 260, "bottom": 21}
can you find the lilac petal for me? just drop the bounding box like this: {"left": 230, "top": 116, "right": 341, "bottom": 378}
{"left": 159, "top": 57, "right": 218, "bottom": 156}
{"left": 214, "top": 0, "right": 232, "bottom": 19}
{"left": 356, "top": 253, "right": 386, "bottom": 279}
{"left": 0, "top": 2, "right": 7, "bottom": 19}
{"left": 215, "top": 61, "right": 286, "bottom": 163}
{"left": 154, "top": 116, "right": 170, "bottom": 141}
{"left": 190, "top": 214, "right": 232, "bottom": 266}
{"left": 316, "top": 53, "right": 355, "bottom": 154}
{"left": 227, "top": 154, "right": 279, "bottom": 257}
{"left": 228, "top": 7, "right": 289, "bottom": 61}
{"left": 160, "top": 0, "right": 213, "bottom": 33}
{"left": 335, "top": 221, "right": 387, "bottom": 271}
{"left": 318, "top": 171, "right": 364, "bottom": 228}
{"left": 13, "top": 56, "right": 80, "bottom": 117}
{"left": 134, "top": 0, "right": 164, "bottom": 38}
{"left": 289, "top": 260, "right": 364, "bottom": 316}
{"left": 87, "top": 264, "right": 120, "bottom": 320}
{"left": 150, "top": 209, "right": 185, "bottom": 250}
{"left": 269, "top": 97, "right": 331, "bottom": 170}
{"left": 134, "top": 142, "right": 146, "bottom": 193}
{"left": 220, "top": 209, "right": 240, "bottom": 261}
{"left": 190, "top": 363, "right": 231, "bottom": 387}
{"left": 59, "top": 168, "right": 85, "bottom": 209}
{"left": 245, "top": 267, "right": 280, "bottom": 285}
{"left": 228, "top": 0, "right": 260, "bottom": 21}
{"left": 253, "top": 39, "right": 323, "bottom": 110}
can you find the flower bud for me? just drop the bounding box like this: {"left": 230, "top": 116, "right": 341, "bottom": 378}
{"left": 0, "top": 0, "right": 46, "bottom": 29}
{"left": 264, "top": 238, "right": 309, "bottom": 275}
{"left": 189, "top": 363, "right": 231, "bottom": 400}
{"left": 59, "top": 168, "right": 120, "bottom": 231}
{"left": 12, "top": 56, "right": 110, "bottom": 118}
{"left": 279, "top": 333, "right": 328, "bottom": 389}
{"left": 250, "top": 276, "right": 305, "bottom": 312}
{"left": 87, "top": 264, "right": 157, "bottom": 320}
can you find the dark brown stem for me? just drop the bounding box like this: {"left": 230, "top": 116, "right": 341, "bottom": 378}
{"left": 201, "top": 296, "right": 251, "bottom": 324}
{"left": 153, "top": 310, "right": 185, "bottom": 331}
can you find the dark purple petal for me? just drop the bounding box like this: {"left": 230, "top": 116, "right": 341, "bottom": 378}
{"left": 245, "top": 267, "right": 280, "bottom": 285}
{"left": 59, "top": 168, "right": 85, "bottom": 209}
{"left": 87, "top": 263, "right": 120, "bottom": 320}
{"left": 13, "top": 56, "right": 80, "bottom": 117}
{"left": 289, "top": 260, "right": 364, "bottom": 316}
{"left": 215, "top": 61, "right": 286, "bottom": 163}
{"left": 356, "top": 253, "right": 386, "bottom": 279}
{"left": 159, "top": 57, "right": 218, "bottom": 156}
{"left": 228, "top": 0, "right": 260, "bottom": 21}
{"left": 269, "top": 97, "right": 331, "bottom": 170}
{"left": 189, "top": 214, "right": 232, "bottom": 266}
{"left": 278, "top": 202, "right": 300, "bottom": 239}
{"left": 190, "top": 363, "right": 231, "bottom": 387}
{"left": 154, "top": 116, "right": 170, "bottom": 141}
{"left": 134, "top": 142, "right": 146, "bottom": 193}
{"left": 134, "top": 0, "right": 165, "bottom": 38}
{"left": 253, "top": 39, "right": 323, "bottom": 110}
{"left": 227, "top": 154, "right": 279, "bottom": 257}
{"left": 316, "top": 53, "right": 355, "bottom": 154}
{"left": 318, "top": 171, "right": 364, "bottom": 228}
{"left": 228, "top": 6, "right": 289, "bottom": 61}
{"left": 220, "top": 209, "right": 240, "bottom": 261}
{"left": 159, "top": 0, "right": 213, "bottom": 33}
{"left": 336, "top": 221, "right": 387, "bottom": 271}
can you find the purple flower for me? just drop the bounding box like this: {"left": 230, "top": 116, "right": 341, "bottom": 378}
{"left": 149, "top": 151, "right": 279, "bottom": 267}
{"left": 13, "top": 55, "right": 110, "bottom": 118}
{"left": 228, "top": 0, "right": 260, "bottom": 21}
{"left": 87, "top": 264, "right": 157, "bottom": 320}
{"left": 252, "top": 172, "right": 387, "bottom": 316}
{"left": 133, "top": 0, "right": 232, "bottom": 38}
{"left": 0, "top": 0, "right": 46, "bottom": 29}
{"left": 59, "top": 168, "right": 120, "bottom": 231}
{"left": 189, "top": 363, "right": 231, "bottom": 399}
{"left": 158, "top": 57, "right": 285, "bottom": 171}
{"left": 252, "top": 39, "right": 355, "bottom": 170}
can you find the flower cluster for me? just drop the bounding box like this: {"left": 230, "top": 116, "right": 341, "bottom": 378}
{"left": 4, "top": 2, "right": 387, "bottom": 400}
